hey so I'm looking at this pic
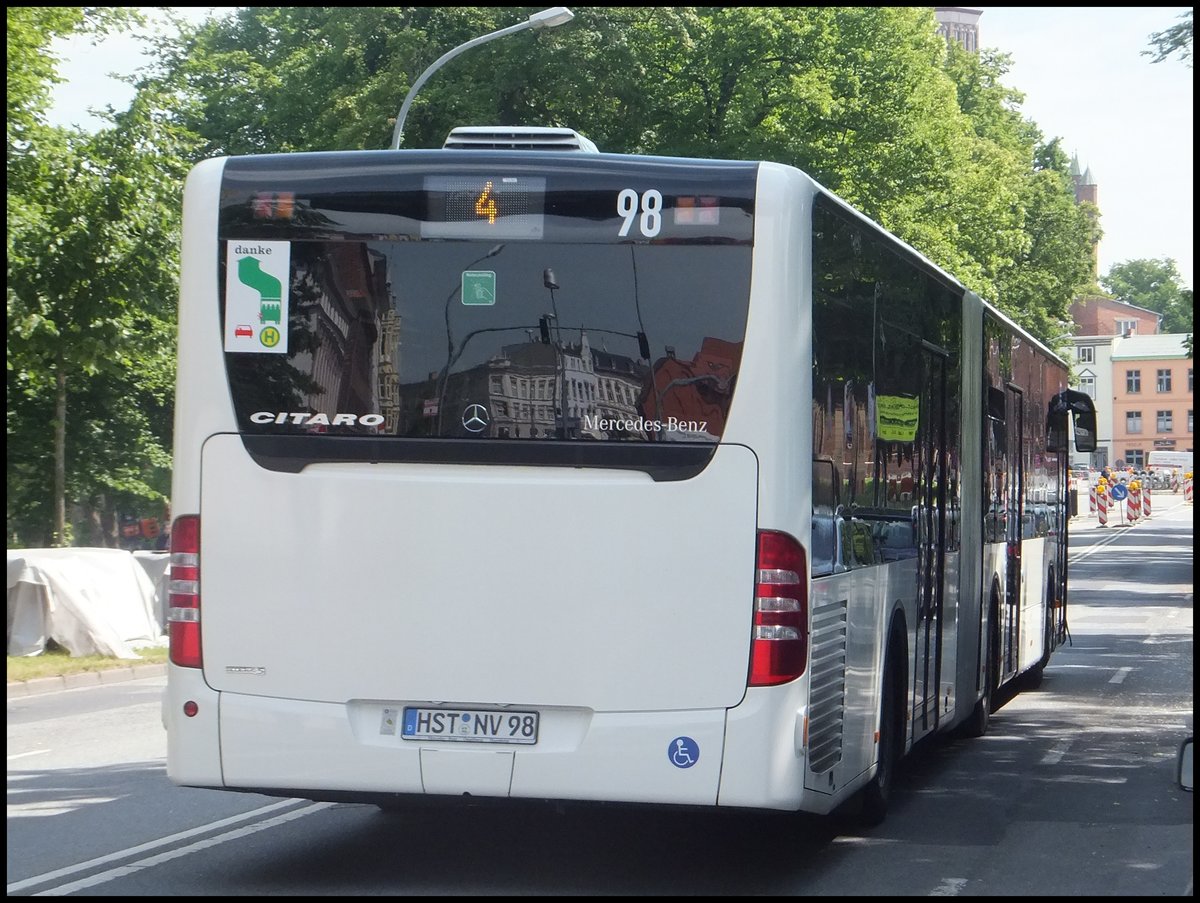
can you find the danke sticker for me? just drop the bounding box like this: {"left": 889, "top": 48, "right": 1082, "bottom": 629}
{"left": 225, "top": 241, "right": 290, "bottom": 354}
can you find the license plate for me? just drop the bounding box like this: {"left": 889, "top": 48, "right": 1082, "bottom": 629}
{"left": 400, "top": 707, "right": 539, "bottom": 745}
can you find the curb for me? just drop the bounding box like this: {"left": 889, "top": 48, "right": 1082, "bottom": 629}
{"left": 7, "top": 663, "right": 167, "bottom": 699}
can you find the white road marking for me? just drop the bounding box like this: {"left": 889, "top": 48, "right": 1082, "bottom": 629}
{"left": 6, "top": 749, "right": 51, "bottom": 762}
{"left": 930, "top": 877, "right": 968, "bottom": 896}
{"left": 7, "top": 796, "right": 118, "bottom": 817}
{"left": 1041, "top": 739, "right": 1072, "bottom": 766}
{"left": 6, "top": 798, "right": 319, "bottom": 895}
{"left": 1109, "top": 667, "right": 1132, "bottom": 684}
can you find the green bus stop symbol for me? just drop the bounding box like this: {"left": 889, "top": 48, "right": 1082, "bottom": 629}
{"left": 462, "top": 271, "right": 496, "bottom": 306}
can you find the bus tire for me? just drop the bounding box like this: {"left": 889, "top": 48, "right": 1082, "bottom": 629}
{"left": 858, "top": 621, "right": 906, "bottom": 827}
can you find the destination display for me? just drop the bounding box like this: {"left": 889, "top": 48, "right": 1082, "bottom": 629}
{"left": 421, "top": 174, "right": 546, "bottom": 240}
{"left": 219, "top": 152, "right": 756, "bottom": 245}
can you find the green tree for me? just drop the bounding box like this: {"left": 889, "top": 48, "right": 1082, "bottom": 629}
{"left": 1101, "top": 258, "right": 1193, "bottom": 333}
{"left": 148, "top": 6, "right": 1097, "bottom": 347}
{"left": 7, "top": 9, "right": 192, "bottom": 546}
{"left": 5, "top": 8, "right": 137, "bottom": 143}
{"left": 8, "top": 106, "right": 191, "bottom": 546}
{"left": 940, "top": 47, "right": 1098, "bottom": 346}
{"left": 1145, "top": 8, "right": 1193, "bottom": 67}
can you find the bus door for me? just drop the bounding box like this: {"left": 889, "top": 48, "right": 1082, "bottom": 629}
{"left": 1003, "top": 383, "right": 1025, "bottom": 679}
{"left": 912, "top": 342, "right": 949, "bottom": 734}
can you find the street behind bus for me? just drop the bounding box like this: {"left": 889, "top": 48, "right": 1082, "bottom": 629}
{"left": 7, "top": 495, "right": 1193, "bottom": 896}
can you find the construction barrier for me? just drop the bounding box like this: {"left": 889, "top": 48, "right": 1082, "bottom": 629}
{"left": 1143, "top": 482, "right": 1151, "bottom": 518}
{"left": 1097, "top": 479, "right": 1108, "bottom": 527}
{"left": 1186, "top": 472, "right": 1193, "bottom": 504}
{"left": 1089, "top": 482, "right": 1097, "bottom": 514}
{"left": 1128, "top": 481, "right": 1140, "bottom": 523}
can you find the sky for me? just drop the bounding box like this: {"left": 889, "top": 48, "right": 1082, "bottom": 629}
{"left": 46, "top": 6, "right": 1194, "bottom": 288}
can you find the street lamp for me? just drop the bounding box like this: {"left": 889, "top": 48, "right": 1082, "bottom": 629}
{"left": 434, "top": 243, "right": 506, "bottom": 433}
{"left": 389, "top": 7, "right": 576, "bottom": 150}
{"left": 542, "top": 268, "right": 567, "bottom": 438}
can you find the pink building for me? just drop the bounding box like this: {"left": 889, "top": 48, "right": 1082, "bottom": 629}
{"left": 1109, "top": 334, "right": 1193, "bottom": 469}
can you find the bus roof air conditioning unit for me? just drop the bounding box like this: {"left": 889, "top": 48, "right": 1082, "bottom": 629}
{"left": 442, "top": 126, "right": 599, "bottom": 153}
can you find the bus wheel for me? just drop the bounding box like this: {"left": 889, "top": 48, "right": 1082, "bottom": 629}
{"left": 858, "top": 623, "right": 905, "bottom": 827}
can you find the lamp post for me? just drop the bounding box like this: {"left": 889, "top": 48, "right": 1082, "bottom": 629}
{"left": 542, "top": 268, "right": 566, "bottom": 438}
{"left": 389, "top": 7, "right": 575, "bottom": 150}
{"left": 435, "top": 244, "right": 506, "bottom": 433}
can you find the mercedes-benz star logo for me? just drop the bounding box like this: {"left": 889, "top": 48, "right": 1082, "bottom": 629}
{"left": 461, "top": 404, "right": 490, "bottom": 433}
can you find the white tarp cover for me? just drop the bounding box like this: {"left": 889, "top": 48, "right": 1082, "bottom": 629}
{"left": 6, "top": 548, "right": 167, "bottom": 658}
{"left": 132, "top": 550, "right": 170, "bottom": 632}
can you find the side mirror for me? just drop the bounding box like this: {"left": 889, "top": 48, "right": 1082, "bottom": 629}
{"left": 1179, "top": 737, "right": 1193, "bottom": 792}
{"left": 1072, "top": 409, "right": 1098, "bottom": 453}
{"left": 1045, "top": 389, "right": 1097, "bottom": 453}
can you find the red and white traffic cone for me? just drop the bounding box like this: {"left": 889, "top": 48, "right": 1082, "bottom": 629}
{"left": 1143, "top": 483, "right": 1151, "bottom": 518}
{"left": 1128, "top": 484, "right": 1140, "bottom": 523}
{"left": 1089, "top": 482, "right": 1097, "bottom": 515}
{"left": 1097, "top": 484, "right": 1108, "bottom": 527}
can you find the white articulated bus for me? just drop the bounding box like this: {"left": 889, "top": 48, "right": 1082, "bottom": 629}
{"left": 166, "top": 127, "right": 1096, "bottom": 823}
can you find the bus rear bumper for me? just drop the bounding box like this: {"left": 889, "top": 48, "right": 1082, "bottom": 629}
{"left": 167, "top": 678, "right": 844, "bottom": 815}
{"left": 205, "top": 690, "right": 733, "bottom": 808}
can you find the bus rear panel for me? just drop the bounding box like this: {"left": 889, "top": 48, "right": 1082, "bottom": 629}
{"left": 168, "top": 151, "right": 824, "bottom": 810}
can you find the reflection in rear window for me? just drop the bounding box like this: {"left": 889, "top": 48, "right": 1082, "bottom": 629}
{"left": 226, "top": 238, "right": 752, "bottom": 443}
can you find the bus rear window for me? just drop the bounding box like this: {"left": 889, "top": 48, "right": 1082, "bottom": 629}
{"left": 219, "top": 157, "right": 755, "bottom": 453}
{"left": 227, "top": 240, "right": 750, "bottom": 443}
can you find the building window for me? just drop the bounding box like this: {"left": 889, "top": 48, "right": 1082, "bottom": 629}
{"left": 1156, "top": 410, "right": 1173, "bottom": 432}
{"left": 1078, "top": 374, "right": 1096, "bottom": 399}
{"left": 1126, "top": 411, "right": 1142, "bottom": 434}
{"left": 1115, "top": 318, "right": 1137, "bottom": 335}
{"left": 1126, "top": 370, "right": 1141, "bottom": 393}
{"left": 1189, "top": 369, "right": 1193, "bottom": 393}
{"left": 1157, "top": 369, "right": 1172, "bottom": 392}
{"left": 1126, "top": 449, "right": 1145, "bottom": 468}
{"left": 1190, "top": 409, "right": 1194, "bottom": 433}
{"left": 1077, "top": 346, "right": 1094, "bottom": 364}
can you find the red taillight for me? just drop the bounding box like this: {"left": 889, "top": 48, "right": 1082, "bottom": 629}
{"left": 749, "top": 530, "right": 808, "bottom": 686}
{"left": 168, "top": 515, "right": 202, "bottom": 668}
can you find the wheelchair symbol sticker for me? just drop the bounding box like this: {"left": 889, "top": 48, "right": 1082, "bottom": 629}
{"left": 669, "top": 736, "right": 699, "bottom": 769}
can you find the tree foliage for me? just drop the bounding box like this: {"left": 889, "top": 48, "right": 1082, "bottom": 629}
{"left": 7, "top": 9, "right": 191, "bottom": 546}
{"left": 1145, "top": 9, "right": 1193, "bottom": 67}
{"left": 1101, "top": 258, "right": 1193, "bottom": 334}
{"left": 149, "top": 6, "right": 1096, "bottom": 346}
